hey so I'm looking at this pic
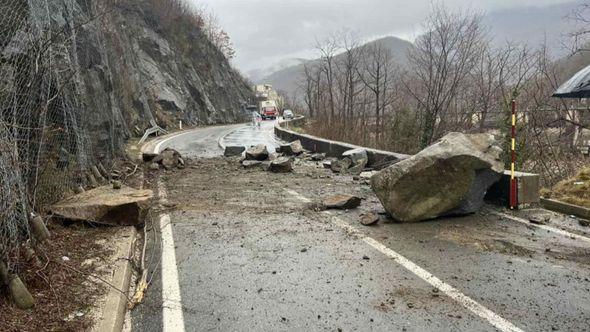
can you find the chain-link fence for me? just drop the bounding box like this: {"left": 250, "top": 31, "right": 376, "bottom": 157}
{"left": 1, "top": 1, "right": 111, "bottom": 271}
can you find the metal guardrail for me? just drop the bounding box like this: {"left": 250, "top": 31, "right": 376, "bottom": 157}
{"left": 139, "top": 122, "right": 168, "bottom": 145}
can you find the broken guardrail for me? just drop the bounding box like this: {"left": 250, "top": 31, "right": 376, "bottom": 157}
{"left": 139, "top": 120, "right": 168, "bottom": 145}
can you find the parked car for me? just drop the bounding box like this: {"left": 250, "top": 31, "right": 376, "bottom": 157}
{"left": 283, "top": 109, "right": 294, "bottom": 120}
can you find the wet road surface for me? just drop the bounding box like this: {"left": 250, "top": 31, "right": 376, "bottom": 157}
{"left": 131, "top": 121, "right": 590, "bottom": 332}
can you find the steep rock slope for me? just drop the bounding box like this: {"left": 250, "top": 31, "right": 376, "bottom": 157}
{"left": 56, "top": 0, "right": 253, "bottom": 156}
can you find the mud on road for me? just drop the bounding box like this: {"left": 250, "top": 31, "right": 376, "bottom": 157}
{"left": 137, "top": 154, "right": 590, "bottom": 331}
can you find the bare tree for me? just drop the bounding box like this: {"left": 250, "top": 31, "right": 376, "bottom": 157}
{"left": 405, "top": 5, "right": 486, "bottom": 148}
{"left": 359, "top": 42, "right": 398, "bottom": 143}
{"left": 568, "top": 3, "right": 590, "bottom": 54}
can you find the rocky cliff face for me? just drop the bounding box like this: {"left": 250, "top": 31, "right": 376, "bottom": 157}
{"left": 42, "top": 0, "right": 253, "bottom": 156}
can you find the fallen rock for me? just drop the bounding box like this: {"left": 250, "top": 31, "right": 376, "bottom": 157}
{"left": 342, "top": 148, "right": 368, "bottom": 166}
{"left": 371, "top": 132, "right": 503, "bottom": 222}
{"left": 269, "top": 157, "right": 293, "bottom": 173}
{"left": 245, "top": 144, "right": 269, "bottom": 161}
{"left": 331, "top": 158, "right": 352, "bottom": 173}
{"left": 224, "top": 146, "right": 246, "bottom": 157}
{"left": 311, "top": 153, "right": 326, "bottom": 161}
{"left": 529, "top": 216, "right": 549, "bottom": 225}
{"left": 322, "top": 161, "right": 332, "bottom": 169}
{"left": 142, "top": 152, "right": 159, "bottom": 162}
{"left": 51, "top": 185, "right": 153, "bottom": 226}
{"left": 279, "top": 140, "right": 304, "bottom": 156}
{"left": 242, "top": 160, "right": 262, "bottom": 168}
{"left": 342, "top": 148, "right": 368, "bottom": 175}
{"left": 579, "top": 219, "right": 590, "bottom": 227}
{"left": 9, "top": 276, "right": 35, "bottom": 309}
{"left": 346, "top": 159, "right": 367, "bottom": 175}
{"left": 159, "top": 148, "right": 182, "bottom": 170}
{"left": 112, "top": 180, "right": 122, "bottom": 190}
{"left": 323, "top": 194, "right": 361, "bottom": 210}
{"left": 360, "top": 213, "right": 380, "bottom": 226}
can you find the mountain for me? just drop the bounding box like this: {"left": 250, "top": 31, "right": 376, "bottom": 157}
{"left": 262, "top": 36, "right": 414, "bottom": 98}
{"left": 247, "top": 58, "right": 307, "bottom": 83}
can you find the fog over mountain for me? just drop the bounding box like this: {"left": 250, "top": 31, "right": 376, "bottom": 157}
{"left": 262, "top": 36, "right": 414, "bottom": 97}
{"left": 193, "top": 0, "right": 582, "bottom": 74}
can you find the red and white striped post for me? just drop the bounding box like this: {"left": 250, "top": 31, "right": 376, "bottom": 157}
{"left": 509, "top": 99, "right": 518, "bottom": 209}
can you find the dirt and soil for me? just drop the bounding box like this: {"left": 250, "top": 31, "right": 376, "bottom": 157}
{"left": 0, "top": 223, "right": 119, "bottom": 332}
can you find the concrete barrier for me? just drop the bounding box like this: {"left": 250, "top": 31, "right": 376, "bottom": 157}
{"left": 540, "top": 198, "right": 590, "bottom": 220}
{"left": 486, "top": 171, "right": 540, "bottom": 207}
{"left": 275, "top": 117, "right": 409, "bottom": 168}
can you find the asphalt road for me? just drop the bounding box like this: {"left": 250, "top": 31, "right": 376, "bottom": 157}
{"left": 131, "top": 120, "right": 590, "bottom": 332}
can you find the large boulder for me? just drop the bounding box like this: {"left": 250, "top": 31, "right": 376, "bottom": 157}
{"left": 370, "top": 132, "right": 503, "bottom": 222}
{"left": 51, "top": 185, "right": 153, "bottom": 226}
{"left": 279, "top": 140, "right": 304, "bottom": 156}
{"left": 245, "top": 144, "right": 269, "bottom": 161}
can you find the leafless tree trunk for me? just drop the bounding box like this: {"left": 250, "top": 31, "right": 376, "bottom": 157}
{"left": 405, "top": 5, "right": 485, "bottom": 148}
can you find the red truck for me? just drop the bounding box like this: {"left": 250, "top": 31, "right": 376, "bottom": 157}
{"left": 259, "top": 100, "right": 279, "bottom": 120}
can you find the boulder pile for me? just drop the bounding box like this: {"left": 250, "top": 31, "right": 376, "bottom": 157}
{"left": 237, "top": 141, "right": 309, "bottom": 173}
{"left": 370, "top": 132, "right": 503, "bottom": 222}
{"left": 143, "top": 148, "right": 185, "bottom": 170}
{"left": 326, "top": 148, "right": 369, "bottom": 175}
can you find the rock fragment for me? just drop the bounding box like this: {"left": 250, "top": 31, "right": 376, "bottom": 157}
{"left": 142, "top": 152, "right": 159, "bottom": 162}
{"left": 269, "top": 157, "right": 293, "bottom": 173}
{"left": 279, "top": 140, "right": 304, "bottom": 156}
{"left": 9, "top": 276, "right": 35, "bottom": 309}
{"left": 311, "top": 153, "right": 326, "bottom": 161}
{"left": 245, "top": 144, "right": 269, "bottom": 161}
{"left": 224, "top": 146, "right": 246, "bottom": 157}
{"left": 360, "top": 213, "right": 380, "bottom": 226}
{"left": 323, "top": 194, "right": 361, "bottom": 210}
{"left": 331, "top": 158, "right": 352, "bottom": 173}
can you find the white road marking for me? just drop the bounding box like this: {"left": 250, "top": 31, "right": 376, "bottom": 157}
{"left": 285, "top": 189, "right": 524, "bottom": 332}
{"left": 160, "top": 213, "right": 186, "bottom": 332}
{"left": 493, "top": 211, "right": 590, "bottom": 244}
{"left": 156, "top": 161, "right": 185, "bottom": 330}
{"left": 154, "top": 131, "right": 196, "bottom": 154}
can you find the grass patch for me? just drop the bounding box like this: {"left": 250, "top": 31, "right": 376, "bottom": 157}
{"left": 541, "top": 167, "right": 590, "bottom": 208}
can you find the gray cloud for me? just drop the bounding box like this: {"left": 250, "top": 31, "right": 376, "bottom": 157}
{"left": 190, "top": 0, "right": 578, "bottom": 71}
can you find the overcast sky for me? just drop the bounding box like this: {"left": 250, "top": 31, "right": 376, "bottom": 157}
{"left": 190, "top": 0, "right": 578, "bottom": 72}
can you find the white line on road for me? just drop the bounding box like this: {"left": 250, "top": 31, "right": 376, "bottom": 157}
{"left": 285, "top": 189, "right": 525, "bottom": 332}
{"left": 493, "top": 211, "right": 590, "bottom": 244}
{"left": 157, "top": 180, "right": 186, "bottom": 330}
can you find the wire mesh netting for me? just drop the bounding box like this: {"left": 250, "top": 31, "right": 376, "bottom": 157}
{"left": 1, "top": 0, "right": 111, "bottom": 270}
